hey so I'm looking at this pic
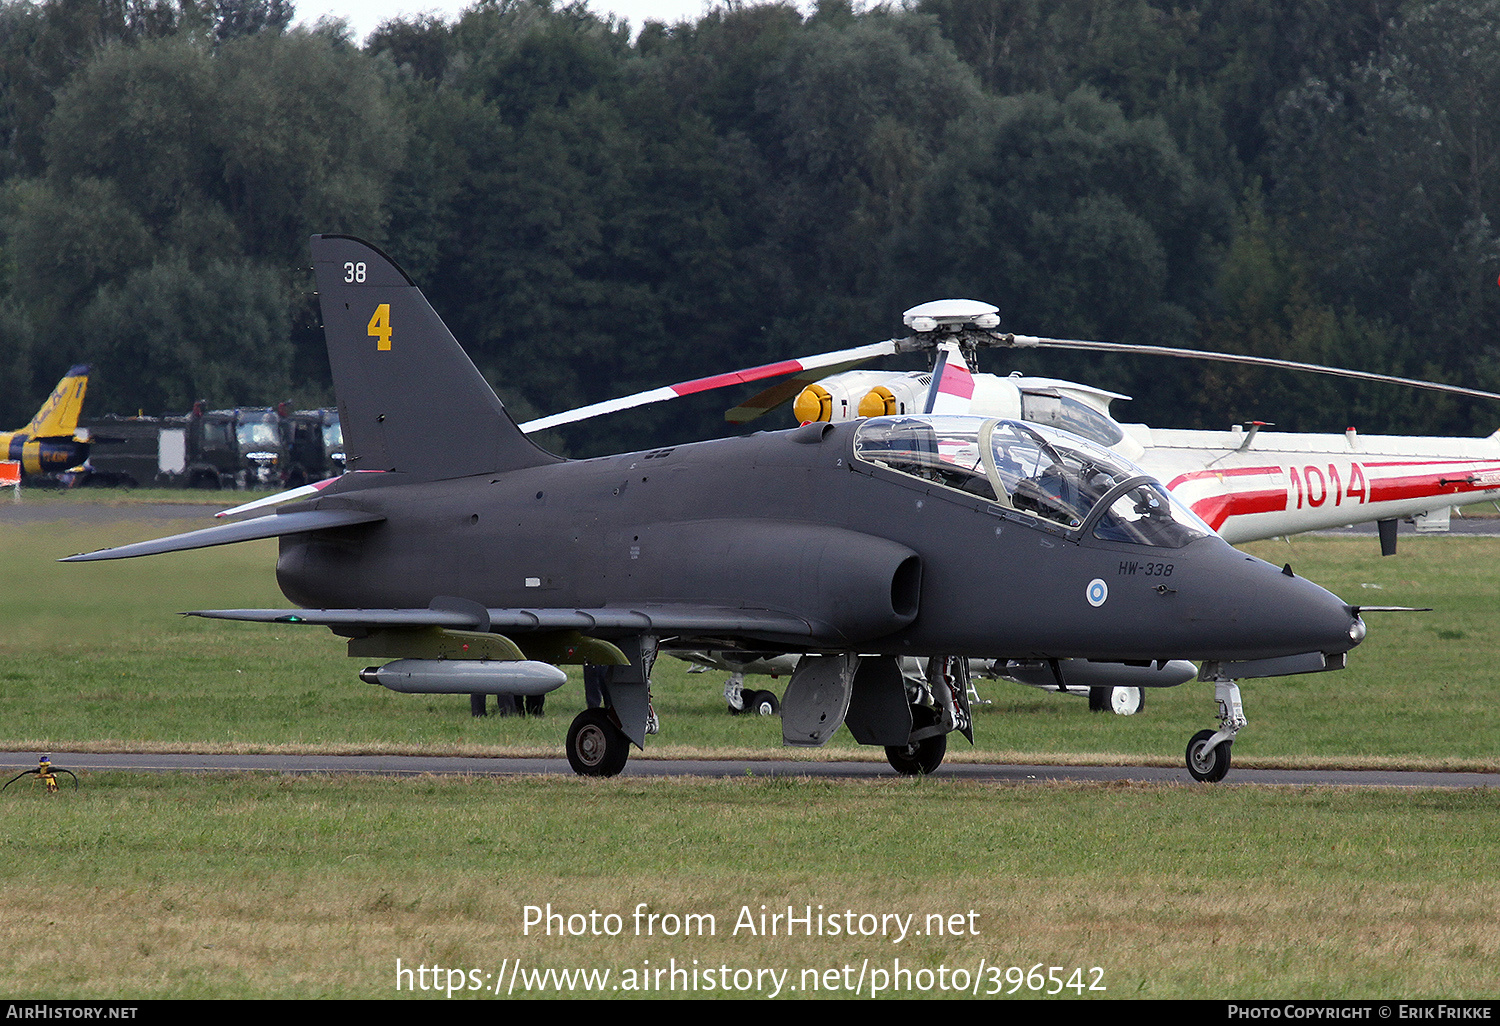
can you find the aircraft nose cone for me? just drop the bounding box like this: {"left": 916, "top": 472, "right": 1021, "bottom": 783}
{"left": 1265, "top": 568, "right": 1366, "bottom": 656}
{"left": 1184, "top": 547, "right": 1365, "bottom": 662}
{"left": 1347, "top": 611, "right": 1367, "bottom": 646}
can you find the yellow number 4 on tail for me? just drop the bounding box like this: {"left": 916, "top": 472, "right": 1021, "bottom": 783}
{"left": 368, "top": 303, "right": 392, "bottom": 351}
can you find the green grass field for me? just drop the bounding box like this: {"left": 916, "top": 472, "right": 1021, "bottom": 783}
{"left": 2, "top": 774, "right": 1496, "bottom": 999}
{"left": 2, "top": 500, "right": 1498, "bottom": 998}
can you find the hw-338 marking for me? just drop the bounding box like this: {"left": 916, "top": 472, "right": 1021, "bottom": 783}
{"left": 1117, "top": 561, "right": 1174, "bottom": 576}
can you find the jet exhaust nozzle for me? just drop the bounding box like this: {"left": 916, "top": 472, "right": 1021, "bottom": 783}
{"left": 360, "top": 659, "right": 569, "bottom": 696}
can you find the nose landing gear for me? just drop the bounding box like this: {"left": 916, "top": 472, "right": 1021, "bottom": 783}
{"left": 1186, "top": 676, "right": 1245, "bottom": 782}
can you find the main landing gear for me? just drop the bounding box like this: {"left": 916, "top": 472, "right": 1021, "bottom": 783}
{"left": 1088, "top": 686, "right": 1144, "bottom": 715}
{"left": 1185, "top": 676, "right": 1244, "bottom": 783}
{"left": 884, "top": 705, "right": 947, "bottom": 775}
{"left": 566, "top": 642, "right": 660, "bottom": 777}
{"left": 883, "top": 656, "right": 971, "bottom": 776}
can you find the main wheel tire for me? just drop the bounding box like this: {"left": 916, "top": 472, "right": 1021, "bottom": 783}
{"left": 1185, "top": 728, "right": 1231, "bottom": 782}
{"left": 885, "top": 706, "right": 947, "bottom": 775}
{"left": 885, "top": 733, "right": 947, "bottom": 775}
{"left": 567, "top": 708, "right": 630, "bottom": 777}
{"left": 747, "top": 690, "right": 780, "bottom": 716}
{"left": 470, "top": 693, "right": 487, "bottom": 717}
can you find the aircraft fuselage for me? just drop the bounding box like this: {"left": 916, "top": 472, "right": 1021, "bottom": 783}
{"left": 0, "top": 432, "right": 89, "bottom": 475}
{"left": 276, "top": 420, "right": 1363, "bottom": 667}
{"left": 1134, "top": 426, "right": 1500, "bottom": 543}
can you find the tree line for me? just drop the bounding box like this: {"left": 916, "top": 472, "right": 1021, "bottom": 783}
{"left": 3, "top": 0, "right": 1499, "bottom": 455}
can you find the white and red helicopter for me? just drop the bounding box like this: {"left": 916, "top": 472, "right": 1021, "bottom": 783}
{"left": 766, "top": 302, "right": 1500, "bottom": 555}
{"left": 519, "top": 299, "right": 1500, "bottom": 555}
{"left": 227, "top": 299, "right": 1484, "bottom": 717}
{"left": 511, "top": 299, "right": 1498, "bottom": 716}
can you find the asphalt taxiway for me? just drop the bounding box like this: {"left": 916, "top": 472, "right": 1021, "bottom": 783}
{"left": 2, "top": 751, "right": 1495, "bottom": 788}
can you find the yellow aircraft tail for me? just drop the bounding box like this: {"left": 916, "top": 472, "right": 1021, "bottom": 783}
{"left": 21, "top": 365, "right": 89, "bottom": 439}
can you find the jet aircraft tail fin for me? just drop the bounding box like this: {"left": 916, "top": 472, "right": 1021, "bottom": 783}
{"left": 310, "top": 235, "right": 560, "bottom": 481}
{"left": 22, "top": 365, "right": 89, "bottom": 439}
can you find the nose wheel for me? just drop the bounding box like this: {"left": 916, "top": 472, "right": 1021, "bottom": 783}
{"left": 725, "top": 673, "right": 781, "bottom": 716}
{"left": 1185, "top": 677, "right": 1244, "bottom": 782}
{"left": 1185, "top": 730, "right": 1231, "bottom": 782}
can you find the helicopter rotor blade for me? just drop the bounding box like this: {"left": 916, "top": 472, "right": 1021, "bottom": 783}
{"left": 516, "top": 314, "right": 1500, "bottom": 438}
{"left": 725, "top": 356, "right": 879, "bottom": 424}
{"left": 519, "top": 339, "right": 899, "bottom": 433}
{"left": 1001, "top": 335, "right": 1500, "bottom": 404}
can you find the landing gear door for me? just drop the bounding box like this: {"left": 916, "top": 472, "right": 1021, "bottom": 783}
{"left": 844, "top": 656, "right": 913, "bottom": 747}
{"left": 781, "top": 654, "right": 860, "bottom": 747}
{"left": 601, "top": 635, "right": 657, "bottom": 748}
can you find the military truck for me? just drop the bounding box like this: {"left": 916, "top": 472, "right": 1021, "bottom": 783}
{"left": 70, "top": 414, "right": 161, "bottom": 488}
{"left": 82, "top": 404, "right": 292, "bottom": 489}
{"left": 280, "top": 408, "right": 345, "bottom": 487}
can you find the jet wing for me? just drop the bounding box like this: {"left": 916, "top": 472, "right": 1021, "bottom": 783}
{"left": 187, "top": 604, "right": 823, "bottom": 644}
{"left": 59, "top": 509, "right": 386, "bottom": 562}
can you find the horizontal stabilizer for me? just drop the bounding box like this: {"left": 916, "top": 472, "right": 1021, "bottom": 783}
{"left": 60, "top": 509, "right": 385, "bottom": 562}
{"left": 188, "top": 604, "right": 820, "bottom": 640}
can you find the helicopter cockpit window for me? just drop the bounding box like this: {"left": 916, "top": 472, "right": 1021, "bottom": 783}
{"left": 1020, "top": 393, "right": 1125, "bottom": 448}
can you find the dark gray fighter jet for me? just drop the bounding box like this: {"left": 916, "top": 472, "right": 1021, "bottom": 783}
{"left": 65, "top": 236, "right": 1369, "bottom": 781}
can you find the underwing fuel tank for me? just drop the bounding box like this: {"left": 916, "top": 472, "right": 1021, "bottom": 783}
{"left": 359, "top": 659, "right": 568, "bottom": 696}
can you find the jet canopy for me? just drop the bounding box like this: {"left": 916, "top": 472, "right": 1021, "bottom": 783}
{"left": 853, "top": 416, "right": 1212, "bottom": 548}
